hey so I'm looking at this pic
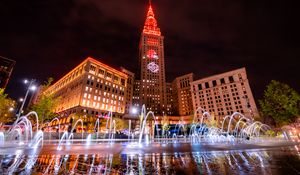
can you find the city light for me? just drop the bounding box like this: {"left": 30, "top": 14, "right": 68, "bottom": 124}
{"left": 30, "top": 85, "right": 37, "bottom": 91}
{"left": 9, "top": 107, "right": 14, "bottom": 112}
{"left": 19, "top": 98, "right": 24, "bottom": 102}
{"left": 131, "top": 107, "right": 138, "bottom": 114}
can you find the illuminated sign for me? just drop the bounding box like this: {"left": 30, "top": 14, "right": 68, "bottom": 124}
{"left": 146, "top": 50, "right": 158, "bottom": 59}
{"left": 147, "top": 62, "right": 159, "bottom": 73}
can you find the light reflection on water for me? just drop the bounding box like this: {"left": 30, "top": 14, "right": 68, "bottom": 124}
{"left": 0, "top": 147, "right": 300, "bottom": 174}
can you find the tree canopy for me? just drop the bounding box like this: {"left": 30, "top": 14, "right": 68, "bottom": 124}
{"left": 259, "top": 80, "right": 300, "bottom": 127}
{"left": 114, "top": 118, "right": 129, "bottom": 131}
{"left": 31, "top": 78, "right": 60, "bottom": 125}
{"left": 0, "top": 88, "right": 16, "bottom": 124}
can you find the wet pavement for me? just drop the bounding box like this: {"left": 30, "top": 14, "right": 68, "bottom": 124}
{"left": 0, "top": 143, "right": 300, "bottom": 174}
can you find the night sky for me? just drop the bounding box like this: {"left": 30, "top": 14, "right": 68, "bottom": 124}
{"left": 0, "top": 0, "right": 299, "bottom": 102}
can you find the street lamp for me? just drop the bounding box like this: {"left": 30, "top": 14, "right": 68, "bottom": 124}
{"left": 131, "top": 107, "right": 138, "bottom": 115}
{"left": 17, "top": 79, "right": 37, "bottom": 118}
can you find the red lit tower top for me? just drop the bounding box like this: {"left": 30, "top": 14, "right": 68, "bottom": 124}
{"left": 143, "top": 4, "right": 161, "bottom": 36}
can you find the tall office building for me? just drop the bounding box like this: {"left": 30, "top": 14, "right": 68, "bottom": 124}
{"left": 0, "top": 56, "right": 15, "bottom": 89}
{"left": 44, "top": 57, "right": 128, "bottom": 117}
{"left": 172, "top": 73, "right": 194, "bottom": 116}
{"left": 137, "top": 4, "right": 167, "bottom": 115}
{"left": 166, "top": 82, "right": 174, "bottom": 116}
{"left": 191, "top": 68, "right": 258, "bottom": 122}
{"left": 120, "top": 67, "right": 135, "bottom": 114}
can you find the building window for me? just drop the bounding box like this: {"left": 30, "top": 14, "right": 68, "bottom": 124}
{"left": 205, "top": 82, "right": 209, "bottom": 89}
{"left": 220, "top": 78, "right": 225, "bottom": 84}
{"left": 212, "top": 80, "right": 217, "bottom": 87}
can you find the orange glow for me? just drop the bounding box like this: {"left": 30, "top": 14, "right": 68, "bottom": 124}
{"left": 143, "top": 5, "right": 161, "bottom": 36}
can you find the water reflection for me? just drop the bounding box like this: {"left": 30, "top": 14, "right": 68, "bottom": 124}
{"left": 0, "top": 146, "right": 300, "bottom": 174}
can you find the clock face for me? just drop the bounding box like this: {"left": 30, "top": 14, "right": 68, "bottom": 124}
{"left": 147, "top": 62, "right": 159, "bottom": 73}
{"left": 146, "top": 49, "right": 158, "bottom": 59}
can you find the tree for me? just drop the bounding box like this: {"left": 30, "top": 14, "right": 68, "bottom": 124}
{"left": 114, "top": 118, "right": 129, "bottom": 131}
{"left": 259, "top": 80, "right": 300, "bottom": 127}
{"left": 31, "top": 78, "right": 60, "bottom": 125}
{"left": 0, "top": 88, "right": 16, "bottom": 124}
{"left": 207, "top": 115, "right": 218, "bottom": 128}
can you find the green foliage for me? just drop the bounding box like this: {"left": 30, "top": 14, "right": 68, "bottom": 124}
{"left": 276, "top": 131, "right": 283, "bottom": 137}
{"left": 114, "top": 118, "right": 129, "bottom": 131}
{"left": 0, "top": 88, "right": 16, "bottom": 124}
{"left": 31, "top": 78, "right": 60, "bottom": 124}
{"left": 265, "top": 130, "right": 275, "bottom": 137}
{"left": 207, "top": 115, "right": 218, "bottom": 127}
{"left": 162, "top": 123, "right": 170, "bottom": 131}
{"left": 259, "top": 80, "right": 300, "bottom": 127}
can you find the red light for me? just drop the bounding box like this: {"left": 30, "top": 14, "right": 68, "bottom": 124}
{"left": 146, "top": 49, "right": 158, "bottom": 59}
{"left": 143, "top": 5, "right": 161, "bottom": 36}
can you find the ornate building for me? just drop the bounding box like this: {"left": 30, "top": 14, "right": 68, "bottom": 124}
{"left": 45, "top": 57, "right": 128, "bottom": 117}
{"left": 136, "top": 4, "right": 167, "bottom": 115}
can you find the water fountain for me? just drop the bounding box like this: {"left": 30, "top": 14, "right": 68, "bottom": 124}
{"left": 0, "top": 132, "right": 4, "bottom": 144}
{"left": 0, "top": 105, "right": 299, "bottom": 174}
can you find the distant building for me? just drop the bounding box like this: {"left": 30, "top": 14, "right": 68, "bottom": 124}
{"left": 0, "top": 56, "right": 15, "bottom": 89}
{"left": 172, "top": 73, "right": 194, "bottom": 116}
{"left": 44, "top": 57, "right": 128, "bottom": 117}
{"left": 191, "top": 68, "right": 258, "bottom": 122}
{"left": 165, "top": 82, "right": 174, "bottom": 115}
{"left": 120, "top": 67, "right": 135, "bottom": 115}
{"left": 132, "top": 80, "right": 141, "bottom": 108}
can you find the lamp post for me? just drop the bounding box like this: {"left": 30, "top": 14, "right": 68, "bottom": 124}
{"left": 17, "top": 79, "right": 37, "bottom": 118}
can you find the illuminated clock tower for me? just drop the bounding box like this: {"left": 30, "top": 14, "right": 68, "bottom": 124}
{"left": 138, "top": 4, "right": 167, "bottom": 115}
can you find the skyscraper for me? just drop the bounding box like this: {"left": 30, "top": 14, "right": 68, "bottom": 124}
{"left": 137, "top": 4, "right": 167, "bottom": 115}
{"left": 0, "top": 56, "right": 15, "bottom": 89}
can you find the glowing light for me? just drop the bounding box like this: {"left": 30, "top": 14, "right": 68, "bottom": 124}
{"left": 30, "top": 85, "right": 37, "bottom": 91}
{"left": 131, "top": 107, "right": 138, "bottom": 114}
{"left": 147, "top": 62, "right": 159, "bottom": 73}
{"left": 146, "top": 49, "right": 158, "bottom": 59}
{"left": 143, "top": 5, "right": 161, "bottom": 36}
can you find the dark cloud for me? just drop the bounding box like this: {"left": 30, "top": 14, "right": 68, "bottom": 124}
{"left": 0, "top": 0, "right": 299, "bottom": 102}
